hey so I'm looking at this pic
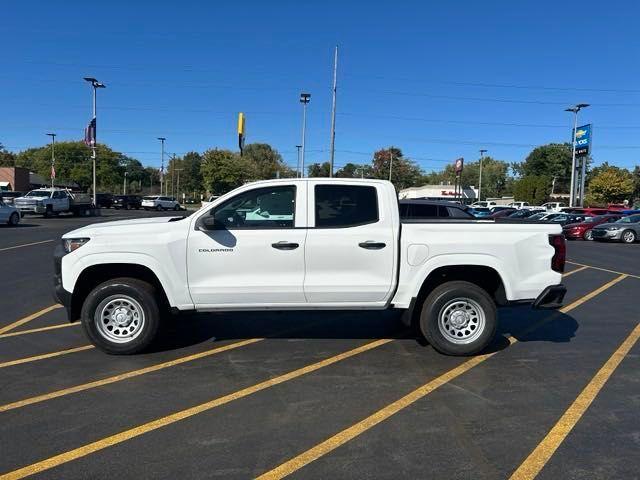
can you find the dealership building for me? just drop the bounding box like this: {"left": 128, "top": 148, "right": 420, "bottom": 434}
{"left": 399, "top": 184, "right": 478, "bottom": 202}
{"left": 0, "top": 167, "right": 79, "bottom": 192}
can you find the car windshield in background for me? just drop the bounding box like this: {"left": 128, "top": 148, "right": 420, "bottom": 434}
{"left": 617, "top": 215, "right": 640, "bottom": 223}
{"left": 25, "top": 190, "right": 50, "bottom": 197}
{"left": 528, "top": 213, "right": 547, "bottom": 220}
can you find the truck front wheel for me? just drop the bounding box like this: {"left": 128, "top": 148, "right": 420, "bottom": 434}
{"left": 419, "top": 281, "right": 497, "bottom": 356}
{"left": 81, "top": 278, "right": 161, "bottom": 354}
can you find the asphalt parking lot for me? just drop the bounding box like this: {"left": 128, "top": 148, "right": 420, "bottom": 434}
{"left": 1, "top": 210, "right": 639, "bottom": 480}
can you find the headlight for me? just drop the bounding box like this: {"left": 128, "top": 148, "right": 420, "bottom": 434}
{"left": 606, "top": 226, "right": 620, "bottom": 231}
{"left": 63, "top": 238, "right": 90, "bottom": 253}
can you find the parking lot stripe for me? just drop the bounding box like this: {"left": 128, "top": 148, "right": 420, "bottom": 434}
{"left": 0, "top": 339, "right": 392, "bottom": 479}
{"left": 508, "top": 322, "right": 640, "bottom": 480}
{"left": 0, "top": 338, "right": 263, "bottom": 413}
{"left": 254, "top": 276, "right": 628, "bottom": 479}
{"left": 0, "top": 239, "right": 54, "bottom": 252}
{"left": 0, "top": 345, "right": 94, "bottom": 369}
{"left": 562, "top": 265, "right": 588, "bottom": 278}
{"left": 0, "top": 323, "right": 77, "bottom": 339}
{"left": 0, "top": 305, "right": 63, "bottom": 335}
{"left": 567, "top": 260, "right": 640, "bottom": 280}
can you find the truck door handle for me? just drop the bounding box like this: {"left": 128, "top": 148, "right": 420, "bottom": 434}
{"left": 271, "top": 241, "right": 299, "bottom": 250}
{"left": 359, "top": 241, "right": 386, "bottom": 250}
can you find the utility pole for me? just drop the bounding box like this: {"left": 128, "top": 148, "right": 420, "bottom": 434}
{"left": 174, "top": 168, "right": 183, "bottom": 202}
{"left": 170, "top": 154, "right": 176, "bottom": 197}
{"left": 46, "top": 133, "right": 56, "bottom": 188}
{"left": 565, "top": 104, "right": 589, "bottom": 207}
{"left": 83, "top": 77, "right": 105, "bottom": 206}
{"left": 478, "top": 149, "right": 487, "bottom": 202}
{"left": 295, "top": 145, "right": 302, "bottom": 178}
{"left": 389, "top": 148, "right": 393, "bottom": 181}
{"left": 123, "top": 171, "right": 128, "bottom": 195}
{"left": 157, "top": 137, "right": 166, "bottom": 195}
{"left": 328, "top": 45, "right": 338, "bottom": 177}
{"left": 299, "top": 93, "right": 311, "bottom": 178}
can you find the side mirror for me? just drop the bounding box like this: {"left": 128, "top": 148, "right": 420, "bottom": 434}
{"left": 198, "top": 215, "right": 225, "bottom": 231}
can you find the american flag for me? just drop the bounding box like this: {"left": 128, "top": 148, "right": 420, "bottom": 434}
{"left": 51, "top": 164, "right": 56, "bottom": 180}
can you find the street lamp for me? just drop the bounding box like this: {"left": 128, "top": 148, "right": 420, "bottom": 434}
{"left": 157, "top": 137, "right": 166, "bottom": 195}
{"left": 565, "top": 103, "right": 589, "bottom": 207}
{"left": 478, "top": 149, "right": 487, "bottom": 202}
{"left": 46, "top": 133, "right": 56, "bottom": 188}
{"left": 83, "top": 77, "right": 106, "bottom": 207}
{"left": 299, "top": 93, "right": 311, "bottom": 178}
{"left": 295, "top": 145, "right": 302, "bottom": 178}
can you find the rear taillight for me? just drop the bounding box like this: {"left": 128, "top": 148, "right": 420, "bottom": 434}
{"left": 549, "top": 234, "right": 566, "bottom": 273}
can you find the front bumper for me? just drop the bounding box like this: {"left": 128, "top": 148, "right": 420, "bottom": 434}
{"left": 53, "top": 244, "right": 73, "bottom": 320}
{"left": 16, "top": 205, "right": 46, "bottom": 214}
{"left": 533, "top": 284, "right": 566, "bottom": 309}
{"left": 592, "top": 229, "right": 622, "bottom": 240}
{"left": 563, "top": 229, "right": 584, "bottom": 239}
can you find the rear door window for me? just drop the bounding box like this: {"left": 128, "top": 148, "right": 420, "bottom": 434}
{"left": 315, "top": 185, "right": 378, "bottom": 227}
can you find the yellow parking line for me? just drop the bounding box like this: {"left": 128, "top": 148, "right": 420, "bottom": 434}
{"left": 0, "top": 305, "right": 63, "bottom": 335}
{"left": 0, "top": 345, "right": 94, "bottom": 369}
{"left": 0, "top": 339, "right": 392, "bottom": 479}
{"left": 0, "top": 323, "right": 77, "bottom": 339}
{"left": 255, "top": 276, "right": 627, "bottom": 479}
{"left": 509, "top": 322, "right": 640, "bottom": 480}
{"left": 562, "top": 266, "right": 588, "bottom": 278}
{"left": 567, "top": 260, "right": 640, "bottom": 280}
{"left": 0, "top": 239, "right": 55, "bottom": 252}
{"left": 0, "top": 338, "right": 263, "bottom": 413}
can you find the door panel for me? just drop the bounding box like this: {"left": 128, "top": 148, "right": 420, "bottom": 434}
{"left": 187, "top": 183, "right": 307, "bottom": 307}
{"left": 304, "top": 183, "right": 395, "bottom": 304}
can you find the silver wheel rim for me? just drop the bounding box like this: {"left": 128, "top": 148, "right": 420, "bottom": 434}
{"left": 585, "top": 231, "right": 592, "bottom": 240}
{"left": 94, "top": 295, "right": 145, "bottom": 344}
{"left": 438, "top": 297, "right": 486, "bottom": 345}
{"left": 623, "top": 231, "right": 634, "bottom": 242}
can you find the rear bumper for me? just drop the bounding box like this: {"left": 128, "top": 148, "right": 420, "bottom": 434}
{"left": 533, "top": 284, "right": 566, "bottom": 309}
{"left": 563, "top": 230, "right": 584, "bottom": 239}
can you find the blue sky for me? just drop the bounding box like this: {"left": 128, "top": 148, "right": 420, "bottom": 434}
{"left": 2, "top": 0, "right": 639, "bottom": 174}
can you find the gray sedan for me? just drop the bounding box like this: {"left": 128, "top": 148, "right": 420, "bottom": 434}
{"left": 0, "top": 198, "right": 21, "bottom": 225}
{"left": 591, "top": 214, "right": 640, "bottom": 243}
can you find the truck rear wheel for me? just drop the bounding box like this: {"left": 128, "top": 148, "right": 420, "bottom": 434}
{"left": 81, "top": 278, "right": 161, "bottom": 354}
{"left": 419, "top": 281, "right": 497, "bottom": 356}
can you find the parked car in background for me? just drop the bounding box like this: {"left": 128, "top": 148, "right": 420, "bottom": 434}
{"left": 468, "top": 207, "right": 492, "bottom": 218}
{"left": 563, "top": 214, "right": 625, "bottom": 241}
{"left": 541, "top": 202, "right": 566, "bottom": 212}
{"left": 0, "top": 197, "right": 20, "bottom": 225}
{"left": 95, "top": 193, "right": 114, "bottom": 209}
{"left": 591, "top": 214, "right": 640, "bottom": 243}
{"left": 399, "top": 200, "right": 474, "bottom": 219}
{"left": 471, "top": 200, "right": 498, "bottom": 208}
{"left": 543, "top": 213, "right": 590, "bottom": 226}
{"left": 113, "top": 195, "right": 142, "bottom": 210}
{"left": 14, "top": 188, "right": 92, "bottom": 217}
{"left": 508, "top": 209, "right": 537, "bottom": 219}
{"left": 490, "top": 208, "right": 517, "bottom": 219}
{"left": 527, "top": 212, "right": 551, "bottom": 221}
{"left": 0, "top": 191, "right": 25, "bottom": 205}
{"left": 142, "top": 195, "right": 181, "bottom": 211}
{"left": 508, "top": 201, "right": 530, "bottom": 209}
{"left": 563, "top": 207, "right": 610, "bottom": 216}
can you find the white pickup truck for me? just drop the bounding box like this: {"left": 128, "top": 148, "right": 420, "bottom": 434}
{"left": 15, "top": 188, "right": 92, "bottom": 217}
{"left": 54, "top": 179, "right": 566, "bottom": 356}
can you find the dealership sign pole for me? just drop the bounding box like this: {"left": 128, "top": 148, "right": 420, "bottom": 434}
{"left": 575, "top": 124, "right": 592, "bottom": 207}
{"left": 454, "top": 157, "right": 464, "bottom": 201}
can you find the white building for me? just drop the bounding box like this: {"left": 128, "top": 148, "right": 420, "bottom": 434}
{"left": 399, "top": 184, "right": 478, "bottom": 202}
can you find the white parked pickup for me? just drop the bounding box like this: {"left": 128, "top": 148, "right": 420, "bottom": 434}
{"left": 54, "top": 179, "right": 566, "bottom": 355}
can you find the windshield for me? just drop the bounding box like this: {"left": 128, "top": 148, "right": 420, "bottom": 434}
{"left": 25, "top": 190, "right": 51, "bottom": 197}
{"left": 529, "top": 213, "right": 546, "bottom": 220}
{"left": 584, "top": 215, "right": 606, "bottom": 223}
{"left": 617, "top": 215, "right": 640, "bottom": 223}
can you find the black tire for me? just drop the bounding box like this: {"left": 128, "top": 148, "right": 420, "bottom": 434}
{"left": 156, "top": 205, "right": 163, "bottom": 212}
{"left": 174, "top": 204, "right": 180, "bottom": 211}
{"left": 44, "top": 205, "right": 53, "bottom": 218}
{"left": 621, "top": 229, "right": 636, "bottom": 244}
{"left": 583, "top": 230, "right": 593, "bottom": 241}
{"left": 8, "top": 212, "right": 19, "bottom": 226}
{"left": 81, "top": 278, "right": 161, "bottom": 355}
{"left": 419, "top": 280, "right": 497, "bottom": 356}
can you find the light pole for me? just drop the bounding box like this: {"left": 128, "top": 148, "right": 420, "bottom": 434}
{"left": 565, "top": 103, "right": 589, "bottom": 207}
{"left": 389, "top": 148, "right": 393, "bottom": 181}
{"left": 295, "top": 145, "right": 302, "bottom": 178}
{"left": 157, "top": 137, "right": 166, "bottom": 195}
{"left": 299, "top": 93, "right": 310, "bottom": 178}
{"left": 46, "top": 133, "right": 56, "bottom": 188}
{"left": 478, "top": 149, "right": 487, "bottom": 202}
{"left": 174, "top": 168, "right": 183, "bottom": 202}
{"left": 123, "top": 171, "right": 128, "bottom": 195}
{"left": 83, "top": 77, "right": 106, "bottom": 206}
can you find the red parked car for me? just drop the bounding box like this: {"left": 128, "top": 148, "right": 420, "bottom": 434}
{"left": 563, "top": 214, "right": 625, "bottom": 241}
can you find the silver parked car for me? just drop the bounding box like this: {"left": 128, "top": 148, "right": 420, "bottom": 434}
{"left": 0, "top": 197, "right": 21, "bottom": 225}
{"left": 591, "top": 214, "right": 640, "bottom": 243}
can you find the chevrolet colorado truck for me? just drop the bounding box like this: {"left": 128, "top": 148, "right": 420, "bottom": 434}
{"left": 54, "top": 179, "right": 566, "bottom": 356}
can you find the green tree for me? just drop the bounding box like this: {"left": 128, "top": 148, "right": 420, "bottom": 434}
{"left": 513, "top": 175, "right": 551, "bottom": 205}
{"left": 335, "top": 163, "right": 366, "bottom": 178}
{"left": 307, "top": 162, "right": 331, "bottom": 177}
{"left": 0, "top": 143, "right": 17, "bottom": 167}
{"left": 200, "top": 149, "right": 255, "bottom": 195}
{"left": 243, "top": 143, "right": 293, "bottom": 179}
{"left": 438, "top": 156, "right": 510, "bottom": 199}
{"left": 371, "top": 147, "right": 423, "bottom": 189}
{"left": 630, "top": 165, "right": 640, "bottom": 207}
{"left": 587, "top": 166, "right": 633, "bottom": 205}
{"left": 515, "top": 143, "right": 573, "bottom": 193}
